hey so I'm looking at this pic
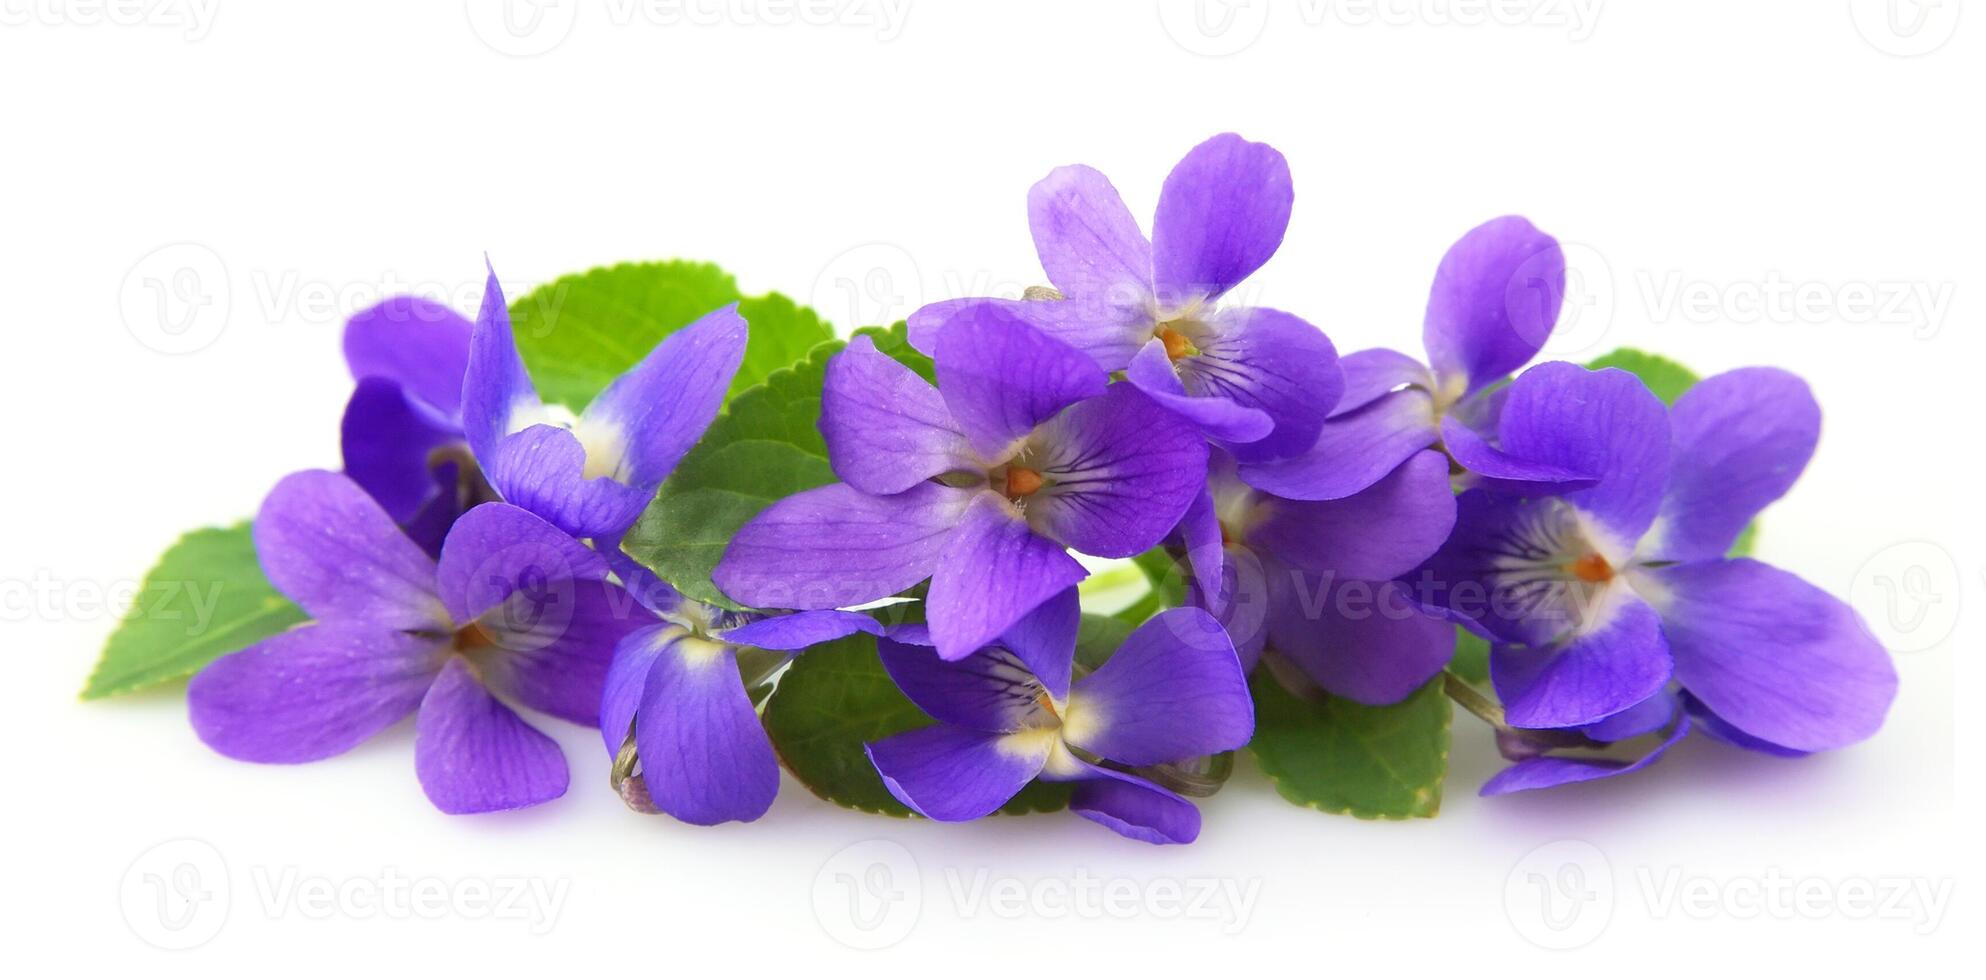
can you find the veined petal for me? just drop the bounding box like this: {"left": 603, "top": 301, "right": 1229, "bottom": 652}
{"left": 1491, "top": 596, "right": 1673, "bottom": 729}
{"left": 1068, "top": 763, "right": 1202, "bottom": 845}
{"left": 934, "top": 303, "right": 1107, "bottom": 458}
{"left": 714, "top": 482, "right": 974, "bottom": 610}
{"left": 907, "top": 297, "right": 1150, "bottom": 371}
{"left": 1126, "top": 338, "right": 1274, "bottom": 445}
{"left": 996, "top": 587, "right": 1081, "bottom": 703}
{"left": 435, "top": 501, "right": 608, "bottom": 626}
{"left": 1065, "top": 607, "right": 1253, "bottom": 765}
{"left": 635, "top": 633, "right": 780, "bottom": 825}
{"left": 340, "top": 378, "right": 466, "bottom": 524}
{"left": 866, "top": 724, "right": 1049, "bottom": 821}
{"left": 1441, "top": 415, "right": 1598, "bottom": 492}
{"left": 1493, "top": 362, "right": 1670, "bottom": 543}
{"left": 1422, "top": 216, "right": 1564, "bottom": 395}
{"left": 1480, "top": 714, "right": 1690, "bottom": 796}
{"left": 253, "top": 470, "right": 443, "bottom": 631}
{"left": 1174, "top": 306, "right": 1342, "bottom": 462}
{"left": 1334, "top": 347, "right": 1433, "bottom": 418}
{"left": 476, "top": 579, "right": 648, "bottom": 727}
{"left": 579, "top": 304, "right": 747, "bottom": 489}
{"left": 1266, "top": 574, "right": 1454, "bottom": 705}
{"left": 927, "top": 494, "right": 1087, "bottom": 661}
{"left": 821, "top": 334, "right": 974, "bottom": 495}
{"left": 1026, "top": 383, "right": 1210, "bottom": 559}
{"left": 188, "top": 623, "right": 442, "bottom": 763}
{"left": 1237, "top": 388, "right": 1438, "bottom": 501}
{"left": 1248, "top": 449, "right": 1455, "bottom": 580}
{"left": 343, "top": 295, "right": 474, "bottom": 418}
{"left": 484, "top": 424, "right": 655, "bottom": 539}
{"left": 877, "top": 636, "right": 1055, "bottom": 732}
{"left": 462, "top": 264, "right": 541, "bottom": 467}
{"left": 600, "top": 623, "right": 673, "bottom": 756}
{"left": 1151, "top": 133, "right": 1292, "bottom": 305}
{"left": 1028, "top": 163, "right": 1155, "bottom": 307}
{"left": 1642, "top": 368, "right": 1820, "bottom": 562}
{"left": 414, "top": 658, "right": 569, "bottom": 814}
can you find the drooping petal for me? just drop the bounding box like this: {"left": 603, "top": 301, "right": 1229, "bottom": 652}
{"left": 877, "top": 636, "right": 1054, "bottom": 731}
{"left": 714, "top": 482, "right": 975, "bottom": 610}
{"left": 1027, "top": 163, "right": 1155, "bottom": 306}
{"left": 1025, "top": 383, "right": 1211, "bottom": 558}
{"left": 635, "top": 633, "right": 780, "bottom": 825}
{"left": 461, "top": 265, "right": 540, "bottom": 466}
{"left": 1440, "top": 415, "right": 1596, "bottom": 493}
{"left": 1150, "top": 133, "right": 1292, "bottom": 305}
{"left": 1069, "top": 764, "right": 1202, "bottom": 845}
{"left": 1480, "top": 714, "right": 1691, "bottom": 796}
{"left": 599, "top": 624, "right": 673, "bottom": 756}
{"left": 1248, "top": 449, "right": 1455, "bottom": 580}
{"left": 1266, "top": 574, "right": 1454, "bottom": 705}
{"left": 1333, "top": 347, "right": 1434, "bottom": 418}
{"left": 578, "top": 303, "right": 747, "bottom": 489}
{"left": 927, "top": 494, "right": 1088, "bottom": 661}
{"left": 1642, "top": 368, "right": 1821, "bottom": 562}
{"left": 865, "top": 724, "right": 1049, "bottom": 821}
{"left": 1491, "top": 596, "right": 1674, "bottom": 729}
{"left": 483, "top": 424, "right": 657, "bottom": 539}
{"left": 907, "top": 297, "right": 1150, "bottom": 371}
{"left": 340, "top": 378, "right": 465, "bottom": 524}
{"left": 476, "top": 579, "right": 648, "bottom": 727}
{"left": 414, "top": 658, "right": 569, "bottom": 814}
{"left": 1173, "top": 306, "right": 1342, "bottom": 462}
{"left": 1493, "top": 361, "right": 1670, "bottom": 543}
{"left": 821, "top": 334, "right": 974, "bottom": 495}
{"left": 1639, "top": 559, "right": 1895, "bottom": 752}
{"left": 1065, "top": 607, "right": 1253, "bottom": 765}
{"left": 717, "top": 609, "right": 883, "bottom": 651}
{"left": 1237, "top": 388, "right": 1438, "bottom": 501}
{"left": 934, "top": 303, "right": 1107, "bottom": 458}
{"left": 434, "top": 501, "right": 608, "bottom": 626}
{"left": 1421, "top": 216, "right": 1564, "bottom": 395}
{"left": 252, "top": 470, "right": 444, "bottom": 631}
{"left": 188, "top": 623, "right": 442, "bottom": 763}
{"left": 343, "top": 295, "right": 475, "bottom": 418}
{"left": 1126, "top": 338, "right": 1273, "bottom": 445}
{"left": 1582, "top": 688, "right": 1679, "bottom": 743}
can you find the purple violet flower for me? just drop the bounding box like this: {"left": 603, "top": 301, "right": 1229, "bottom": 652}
{"left": 1406, "top": 362, "right": 1896, "bottom": 792}
{"left": 712, "top": 304, "right": 1208, "bottom": 661}
{"left": 1178, "top": 448, "right": 1456, "bottom": 703}
{"left": 866, "top": 593, "right": 1254, "bottom": 844}
{"left": 1241, "top": 216, "right": 1575, "bottom": 501}
{"left": 907, "top": 133, "right": 1342, "bottom": 462}
{"left": 188, "top": 470, "right": 650, "bottom": 814}
{"left": 463, "top": 265, "right": 747, "bottom": 539}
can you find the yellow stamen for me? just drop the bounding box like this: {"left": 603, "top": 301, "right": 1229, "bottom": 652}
{"left": 1158, "top": 326, "right": 1196, "bottom": 361}
{"left": 1567, "top": 553, "right": 1615, "bottom": 584}
{"left": 1005, "top": 466, "right": 1044, "bottom": 498}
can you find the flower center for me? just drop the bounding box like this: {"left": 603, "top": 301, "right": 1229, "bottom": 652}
{"left": 1157, "top": 325, "right": 1198, "bottom": 361}
{"left": 453, "top": 620, "right": 499, "bottom": 652}
{"left": 1003, "top": 465, "right": 1045, "bottom": 498}
{"left": 1566, "top": 553, "right": 1615, "bottom": 584}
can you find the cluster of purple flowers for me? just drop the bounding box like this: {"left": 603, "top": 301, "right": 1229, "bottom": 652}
{"left": 184, "top": 134, "right": 1895, "bottom": 843}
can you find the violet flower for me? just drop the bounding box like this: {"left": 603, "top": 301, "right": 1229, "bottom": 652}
{"left": 908, "top": 133, "right": 1341, "bottom": 462}
{"left": 1177, "top": 448, "right": 1456, "bottom": 703}
{"left": 1407, "top": 362, "right": 1896, "bottom": 791}
{"left": 713, "top": 304, "right": 1207, "bottom": 660}
{"left": 1241, "top": 216, "right": 1575, "bottom": 501}
{"left": 866, "top": 593, "right": 1254, "bottom": 844}
{"left": 463, "top": 265, "right": 746, "bottom": 539}
{"left": 189, "top": 470, "right": 650, "bottom": 813}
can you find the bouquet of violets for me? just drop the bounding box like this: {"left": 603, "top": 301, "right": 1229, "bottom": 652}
{"left": 85, "top": 134, "right": 1897, "bottom": 844}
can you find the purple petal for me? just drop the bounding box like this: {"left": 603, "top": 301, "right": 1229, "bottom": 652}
{"left": 907, "top": 297, "right": 1150, "bottom": 371}
{"left": 1641, "top": 559, "right": 1895, "bottom": 752}
{"left": 1644, "top": 368, "right": 1820, "bottom": 562}
{"left": 1126, "top": 338, "right": 1274, "bottom": 445}
{"left": 997, "top": 587, "right": 1081, "bottom": 702}
{"left": 878, "top": 636, "right": 1054, "bottom": 731}
{"left": 600, "top": 623, "right": 671, "bottom": 756}
{"left": 1027, "top": 163, "right": 1155, "bottom": 307}
{"left": 484, "top": 424, "right": 655, "bottom": 538}
{"left": 934, "top": 303, "right": 1107, "bottom": 458}
{"left": 635, "top": 632, "right": 780, "bottom": 824}
{"left": 414, "top": 658, "right": 569, "bottom": 814}
{"left": 1681, "top": 691, "right": 1811, "bottom": 758}
{"left": 1178, "top": 478, "right": 1227, "bottom": 613}
{"left": 1491, "top": 596, "right": 1674, "bottom": 729}
{"left": 1440, "top": 415, "right": 1596, "bottom": 492}
{"left": 1026, "top": 383, "right": 1211, "bottom": 558}
{"left": 1494, "top": 362, "right": 1670, "bottom": 543}
{"left": 1174, "top": 306, "right": 1342, "bottom": 462}
{"left": 343, "top": 295, "right": 475, "bottom": 418}
{"left": 1267, "top": 574, "right": 1454, "bottom": 705}
{"left": 579, "top": 304, "right": 746, "bottom": 489}
{"left": 865, "top": 724, "right": 1048, "bottom": 821}
{"left": 1334, "top": 347, "right": 1433, "bottom": 418}
{"left": 253, "top": 470, "right": 443, "bottom": 631}
{"left": 434, "top": 501, "right": 609, "bottom": 625}
{"left": 340, "top": 378, "right": 465, "bottom": 524}
{"left": 1066, "top": 607, "right": 1253, "bottom": 765}
{"left": 600, "top": 531, "right": 682, "bottom": 615}
{"left": 188, "top": 623, "right": 441, "bottom": 763}
{"left": 1480, "top": 714, "right": 1691, "bottom": 796}
{"left": 1582, "top": 688, "right": 1680, "bottom": 743}
{"left": 1068, "top": 764, "right": 1202, "bottom": 845}
{"left": 1421, "top": 216, "right": 1564, "bottom": 394}
{"left": 714, "top": 481, "right": 974, "bottom": 610}
{"left": 476, "top": 579, "right": 648, "bottom": 727}
{"left": 1248, "top": 449, "right": 1455, "bottom": 580}
{"left": 1151, "top": 133, "right": 1292, "bottom": 305}
{"left": 718, "top": 609, "right": 882, "bottom": 651}
{"left": 927, "top": 494, "right": 1087, "bottom": 661}
{"left": 821, "top": 334, "right": 973, "bottom": 495}
{"left": 1237, "top": 388, "right": 1438, "bottom": 501}
{"left": 461, "top": 264, "right": 540, "bottom": 467}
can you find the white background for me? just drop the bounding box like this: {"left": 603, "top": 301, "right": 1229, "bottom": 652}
{"left": 1, "top": 1, "right": 1976, "bottom": 975}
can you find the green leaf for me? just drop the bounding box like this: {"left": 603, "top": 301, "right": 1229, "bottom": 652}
{"left": 763, "top": 632, "right": 1069, "bottom": 816}
{"left": 510, "top": 261, "right": 742, "bottom": 412}
{"left": 81, "top": 523, "right": 306, "bottom": 699}
{"left": 1586, "top": 348, "right": 1700, "bottom": 406}
{"left": 1075, "top": 613, "right": 1134, "bottom": 672}
{"left": 1449, "top": 627, "right": 1490, "bottom": 686}
{"left": 1728, "top": 520, "right": 1759, "bottom": 557}
{"left": 733, "top": 292, "right": 836, "bottom": 395}
{"left": 623, "top": 323, "right": 918, "bottom": 609}
{"left": 1247, "top": 672, "right": 1450, "bottom": 819}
